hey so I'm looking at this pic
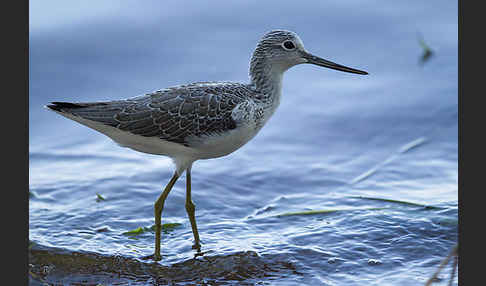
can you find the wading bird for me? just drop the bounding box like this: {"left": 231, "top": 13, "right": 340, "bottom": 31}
{"left": 47, "top": 30, "right": 368, "bottom": 261}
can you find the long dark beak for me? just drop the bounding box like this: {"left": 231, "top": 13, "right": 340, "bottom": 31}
{"left": 302, "top": 51, "right": 368, "bottom": 75}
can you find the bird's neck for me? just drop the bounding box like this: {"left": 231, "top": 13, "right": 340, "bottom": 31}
{"left": 249, "top": 58, "right": 285, "bottom": 112}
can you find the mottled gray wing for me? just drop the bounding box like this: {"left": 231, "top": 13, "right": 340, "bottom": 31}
{"left": 49, "top": 82, "right": 257, "bottom": 146}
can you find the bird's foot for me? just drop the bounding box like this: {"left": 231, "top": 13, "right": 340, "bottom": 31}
{"left": 192, "top": 241, "right": 201, "bottom": 251}
{"left": 140, "top": 253, "right": 162, "bottom": 261}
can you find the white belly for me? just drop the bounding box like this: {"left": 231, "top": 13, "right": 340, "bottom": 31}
{"left": 186, "top": 124, "right": 260, "bottom": 159}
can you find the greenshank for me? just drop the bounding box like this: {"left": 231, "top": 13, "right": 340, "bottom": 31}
{"left": 46, "top": 30, "right": 368, "bottom": 261}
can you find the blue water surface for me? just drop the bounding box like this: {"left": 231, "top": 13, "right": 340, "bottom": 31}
{"left": 29, "top": 1, "right": 457, "bottom": 285}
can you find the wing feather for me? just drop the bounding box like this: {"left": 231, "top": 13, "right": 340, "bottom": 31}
{"left": 48, "top": 82, "right": 260, "bottom": 147}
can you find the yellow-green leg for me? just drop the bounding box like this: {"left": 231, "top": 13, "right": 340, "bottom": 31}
{"left": 185, "top": 166, "right": 201, "bottom": 250}
{"left": 154, "top": 172, "right": 179, "bottom": 261}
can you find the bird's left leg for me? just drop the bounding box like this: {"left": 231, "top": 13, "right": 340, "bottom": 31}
{"left": 153, "top": 171, "right": 179, "bottom": 261}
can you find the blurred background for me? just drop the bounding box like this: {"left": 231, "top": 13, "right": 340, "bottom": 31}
{"left": 29, "top": 0, "right": 457, "bottom": 285}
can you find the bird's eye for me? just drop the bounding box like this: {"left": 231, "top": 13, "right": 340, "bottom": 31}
{"left": 282, "top": 41, "right": 296, "bottom": 50}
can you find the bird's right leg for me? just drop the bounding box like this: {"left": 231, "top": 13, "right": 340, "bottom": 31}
{"left": 153, "top": 171, "right": 179, "bottom": 261}
{"left": 185, "top": 165, "right": 201, "bottom": 250}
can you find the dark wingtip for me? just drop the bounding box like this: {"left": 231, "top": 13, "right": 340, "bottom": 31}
{"left": 45, "top": 102, "right": 82, "bottom": 112}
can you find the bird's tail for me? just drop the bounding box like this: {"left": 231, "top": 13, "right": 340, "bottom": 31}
{"left": 46, "top": 101, "right": 107, "bottom": 113}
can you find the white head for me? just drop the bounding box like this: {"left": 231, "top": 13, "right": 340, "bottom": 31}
{"left": 249, "top": 30, "right": 367, "bottom": 85}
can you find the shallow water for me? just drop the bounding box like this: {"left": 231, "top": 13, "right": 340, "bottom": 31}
{"left": 29, "top": 1, "right": 457, "bottom": 285}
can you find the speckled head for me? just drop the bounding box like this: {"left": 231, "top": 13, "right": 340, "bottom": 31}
{"left": 250, "top": 29, "right": 368, "bottom": 82}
